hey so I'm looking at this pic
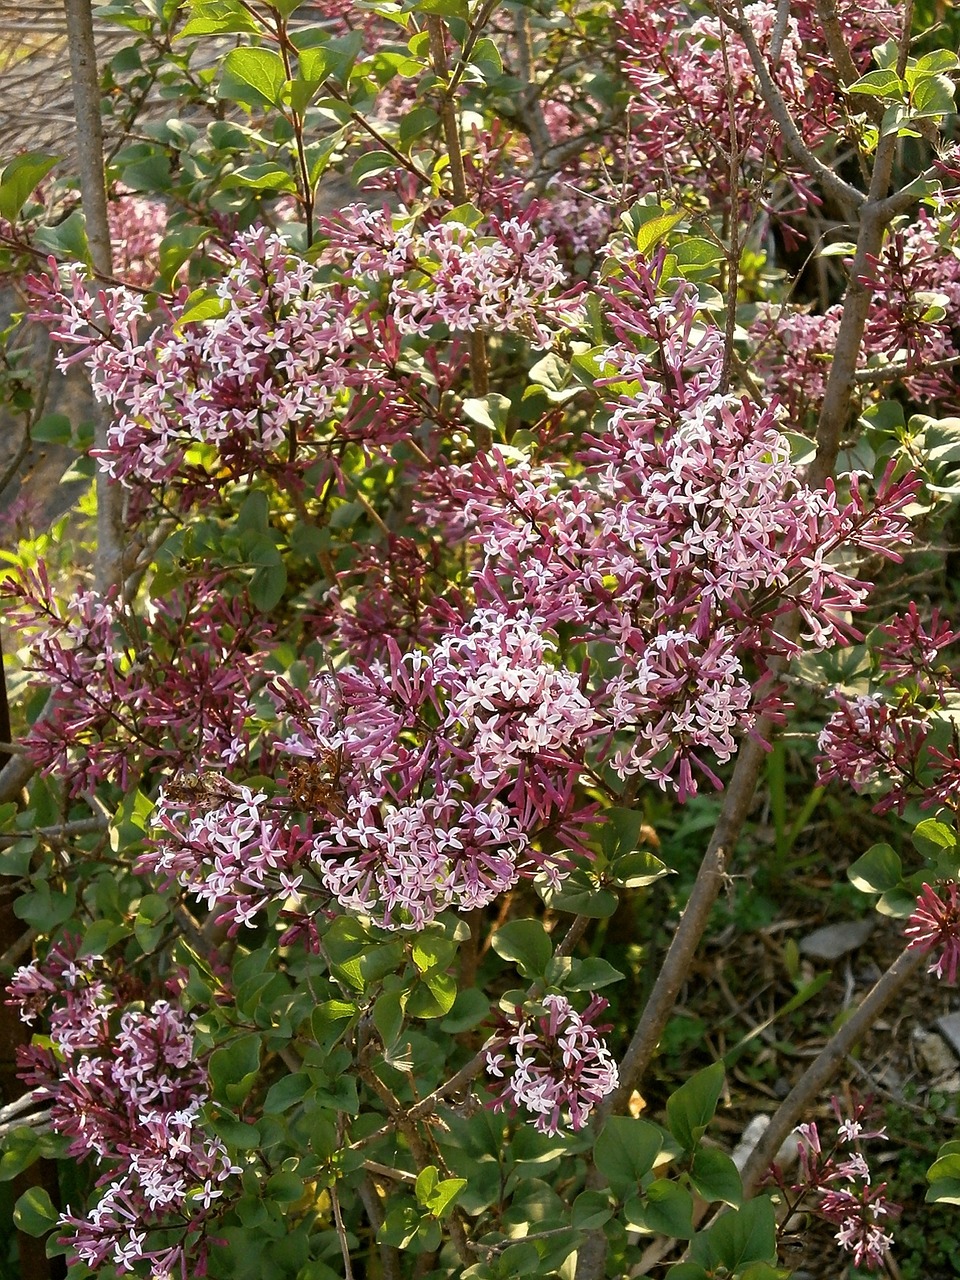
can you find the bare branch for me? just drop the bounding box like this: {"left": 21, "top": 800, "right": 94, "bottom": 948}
{"left": 738, "top": 944, "right": 926, "bottom": 1196}
{"left": 63, "top": 0, "right": 125, "bottom": 593}
{"left": 710, "top": 0, "right": 864, "bottom": 214}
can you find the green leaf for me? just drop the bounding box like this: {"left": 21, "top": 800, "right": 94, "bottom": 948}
{"left": 131, "top": 891, "right": 167, "bottom": 951}
{"left": 411, "top": 932, "right": 458, "bottom": 973}
{"left": 463, "top": 394, "right": 511, "bottom": 432}
{"left": 912, "top": 819, "right": 958, "bottom": 858}
{"left": 470, "top": 36, "right": 502, "bottom": 79}
{"left": 599, "top": 806, "right": 647, "bottom": 856}
{"left": 209, "top": 1032, "right": 261, "bottom": 1104}
{"left": 399, "top": 105, "right": 439, "bottom": 145}
{"left": 219, "top": 46, "right": 287, "bottom": 108}
{"left": 673, "top": 237, "right": 724, "bottom": 271}
{"left": 529, "top": 352, "right": 571, "bottom": 396}
{"left": 427, "top": 1172, "right": 465, "bottom": 1213}
{"left": 250, "top": 562, "right": 287, "bottom": 611}
{"left": 690, "top": 1197, "right": 777, "bottom": 1272}
{"left": 379, "top": 1204, "right": 423, "bottom": 1249}
{"left": 572, "top": 1189, "right": 613, "bottom": 1230}
{"left": 352, "top": 150, "right": 399, "bottom": 184}
{"left": 373, "top": 990, "right": 405, "bottom": 1047}
{"left": 13, "top": 1187, "right": 58, "bottom": 1237}
{"left": 611, "top": 850, "right": 670, "bottom": 888}
{"left": 237, "top": 489, "right": 270, "bottom": 531}
{"left": 559, "top": 956, "right": 624, "bottom": 992}
{"left": 0, "top": 1129, "right": 40, "bottom": 1183}
{"left": 320, "top": 30, "right": 365, "bottom": 83}
{"left": 212, "top": 1115, "right": 261, "bottom": 1149}
{"left": 594, "top": 1116, "right": 662, "bottom": 1192}
{"left": 876, "top": 884, "right": 919, "bottom": 918}
{"left": 179, "top": 0, "right": 260, "bottom": 36}
{"left": 408, "top": 967, "right": 457, "bottom": 1018}
{"left": 414, "top": 0, "right": 468, "bottom": 16}
{"left": 175, "top": 289, "right": 230, "bottom": 331}
{"left": 689, "top": 1147, "right": 742, "bottom": 1208}
{"left": 911, "top": 73, "right": 956, "bottom": 117}
{"left": 848, "top": 843, "right": 902, "bottom": 894}
{"left": 223, "top": 163, "right": 297, "bottom": 191}
{"left": 536, "top": 869, "right": 620, "bottom": 918}
{"left": 666, "top": 1061, "right": 725, "bottom": 1153}
{"left": 927, "top": 1151, "right": 960, "bottom": 1184}
{"left": 490, "top": 918, "right": 552, "bottom": 978}
{"left": 419, "top": 1168, "right": 466, "bottom": 1218}
{"left": 299, "top": 45, "right": 333, "bottom": 84}
{"left": 266, "top": 1169, "right": 304, "bottom": 1202}
{"left": 927, "top": 1176, "right": 960, "bottom": 1205}
{"left": 913, "top": 50, "right": 959, "bottom": 76}
{"left": 440, "top": 987, "right": 489, "bottom": 1033}
{"left": 264, "top": 1071, "right": 311, "bottom": 1113}
{"left": 846, "top": 68, "right": 904, "bottom": 99}
{"left": 30, "top": 413, "right": 72, "bottom": 445}
{"left": 33, "top": 209, "right": 90, "bottom": 264}
{"left": 0, "top": 152, "right": 59, "bottom": 222}
{"left": 441, "top": 201, "right": 484, "bottom": 229}
{"left": 638, "top": 1180, "right": 695, "bottom": 1239}
{"left": 631, "top": 208, "right": 684, "bottom": 256}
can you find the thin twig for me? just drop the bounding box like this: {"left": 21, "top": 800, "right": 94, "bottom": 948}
{"left": 0, "top": 927, "right": 38, "bottom": 970}
{"left": 426, "top": 15, "right": 491, "bottom": 422}
{"left": 738, "top": 945, "right": 926, "bottom": 1196}
{"left": 330, "top": 1180, "right": 355, "bottom": 1280}
{"left": 63, "top": 0, "right": 126, "bottom": 594}
{"left": 710, "top": 0, "right": 864, "bottom": 214}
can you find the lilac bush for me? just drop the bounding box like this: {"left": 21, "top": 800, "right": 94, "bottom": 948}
{"left": 0, "top": 1, "right": 958, "bottom": 1278}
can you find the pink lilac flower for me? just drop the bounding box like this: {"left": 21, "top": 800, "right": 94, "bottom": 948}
{"left": 144, "top": 781, "right": 315, "bottom": 934}
{"left": 485, "top": 994, "right": 619, "bottom": 1135}
{"left": 108, "top": 191, "right": 167, "bottom": 288}
{"left": 1, "top": 566, "right": 267, "bottom": 794}
{"left": 877, "top": 603, "right": 960, "bottom": 691}
{"left": 790, "top": 1098, "right": 900, "bottom": 1272}
{"left": 435, "top": 255, "right": 916, "bottom": 798}
{"left": 270, "top": 627, "right": 594, "bottom": 930}
{"left": 28, "top": 230, "right": 387, "bottom": 497}
{"left": 905, "top": 882, "right": 960, "bottom": 983}
{"left": 8, "top": 940, "right": 240, "bottom": 1278}
{"left": 816, "top": 693, "right": 922, "bottom": 798}
{"left": 321, "top": 204, "right": 585, "bottom": 347}
{"left": 312, "top": 788, "right": 527, "bottom": 929}
{"left": 816, "top": 601, "right": 960, "bottom": 815}
{"left": 617, "top": 0, "right": 901, "bottom": 212}
{"left": 751, "top": 212, "right": 960, "bottom": 420}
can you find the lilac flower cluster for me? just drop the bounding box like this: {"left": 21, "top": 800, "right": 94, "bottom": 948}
{"left": 107, "top": 190, "right": 167, "bottom": 289}
{"left": 146, "top": 780, "right": 312, "bottom": 933}
{"left": 817, "top": 605, "right": 960, "bottom": 813}
{"left": 8, "top": 940, "right": 240, "bottom": 1278}
{"left": 617, "top": 0, "right": 900, "bottom": 211}
{"left": 2, "top": 565, "right": 266, "bottom": 793}
{"left": 792, "top": 1100, "right": 900, "bottom": 1271}
{"left": 276, "top": 617, "right": 592, "bottom": 929}
{"left": 443, "top": 258, "right": 916, "bottom": 798}
{"left": 751, "top": 212, "right": 960, "bottom": 420}
{"left": 30, "top": 211, "right": 582, "bottom": 499}
{"left": 30, "top": 228, "right": 364, "bottom": 490}
{"left": 321, "top": 205, "right": 585, "bottom": 346}
{"left": 906, "top": 882, "right": 960, "bottom": 983}
{"left": 485, "top": 994, "right": 619, "bottom": 1135}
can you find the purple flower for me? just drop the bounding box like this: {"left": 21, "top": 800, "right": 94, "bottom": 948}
{"left": 905, "top": 882, "right": 960, "bottom": 983}
{"left": 484, "top": 994, "right": 619, "bottom": 1134}
{"left": 790, "top": 1098, "right": 900, "bottom": 1272}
